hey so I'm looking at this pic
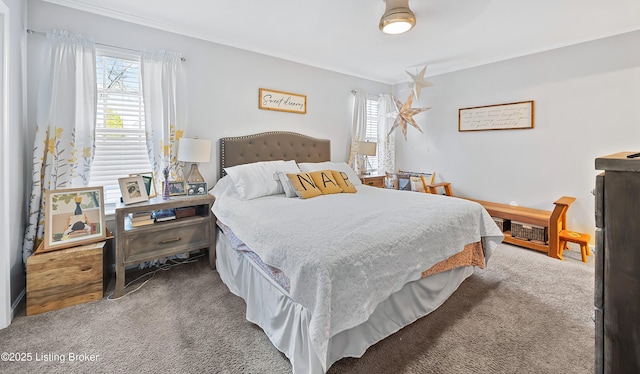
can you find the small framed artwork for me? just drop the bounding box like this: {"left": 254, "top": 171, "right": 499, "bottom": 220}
{"left": 129, "top": 172, "right": 157, "bottom": 198}
{"left": 44, "top": 186, "right": 107, "bottom": 251}
{"left": 187, "top": 182, "right": 208, "bottom": 196}
{"left": 118, "top": 175, "right": 149, "bottom": 205}
{"left": 259, "top": 88, "right": 307, "bottom": 114}
{"left": 168, "top": 181, "right": 186, "bottom": 196}
{"left": 458, "top": 100, "right": 534, "bottom": 132}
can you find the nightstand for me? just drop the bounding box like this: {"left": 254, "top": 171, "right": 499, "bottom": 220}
{"left": 360, "top": 174, "right": 386, "bottom": 188}
{"left": 114, "top": 194, "right": 215, "bottom": 298}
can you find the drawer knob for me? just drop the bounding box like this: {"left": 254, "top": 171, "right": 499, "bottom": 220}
{"left": 160, "top": 237, "right": 182, "bottom": 244}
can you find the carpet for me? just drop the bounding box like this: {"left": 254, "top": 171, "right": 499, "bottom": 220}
{"left": 0, "top": 244, "right": 594, "bottom": 373}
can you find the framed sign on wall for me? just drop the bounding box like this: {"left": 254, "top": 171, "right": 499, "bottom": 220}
{"left": 459, "top": 100, "right": 534, "bottom": 132}
{"left": 259, "top": 88, "right": 307, "bottom": 114}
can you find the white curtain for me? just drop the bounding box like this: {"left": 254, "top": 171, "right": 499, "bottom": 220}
{"left": 348, "top": 90, "right": 367, "bottom": 174}
{"left": 22, "top": 30, "right": 97, "bottom": 262}
{"left": 141, "top": 50, "right": 187, "bottom": 192}
{"left": 377, "top": 94, "right": 396, "bottom": 174}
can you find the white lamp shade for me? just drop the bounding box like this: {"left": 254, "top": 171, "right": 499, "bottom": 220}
{"left": 358, "top": 141, "right": 377, "bottom": 156}
{"left": 177, "top": 138, "right": 211, "bottom": 163}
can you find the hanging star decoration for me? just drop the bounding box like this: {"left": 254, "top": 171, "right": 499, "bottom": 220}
{"left": 388, "top": 91, "right": 430, "bottom": 141}
{"left": 406, "top": 65, "right": 433, "bottom": 100}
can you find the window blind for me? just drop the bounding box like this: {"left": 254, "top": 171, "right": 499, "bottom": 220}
{"left": 90, "top": 49, "right": 152, "bottom": 206}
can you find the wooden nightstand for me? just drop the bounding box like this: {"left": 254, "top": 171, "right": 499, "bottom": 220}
{"left": 114, "top": 194, "right": 215, "bottom": 298}
{"left": 360, "top": 174, "right": 386, "bottom": 188}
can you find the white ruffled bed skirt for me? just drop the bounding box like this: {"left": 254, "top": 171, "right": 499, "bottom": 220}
{"left": 216, "top": 230, "right": 476, "bottom": 374}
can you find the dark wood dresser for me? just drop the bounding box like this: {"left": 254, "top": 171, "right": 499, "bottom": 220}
{"left": 595, "top": 152, "right": 640, "bottom": 373}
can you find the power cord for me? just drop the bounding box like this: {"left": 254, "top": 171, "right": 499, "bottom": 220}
{"left": 107, "top": 252, "right": 206, "bottom": 300}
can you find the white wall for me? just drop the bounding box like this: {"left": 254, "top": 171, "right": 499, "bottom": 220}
{"left": 1, "top": 0, "right": 25, "bottom": 329}
{"left": 395, "top": 30, "right": 640, "bottom": 238}
{"left": 26, "top": 0, "right": 390, "bottom": 186}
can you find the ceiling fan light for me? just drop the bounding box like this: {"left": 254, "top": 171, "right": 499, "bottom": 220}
{"left": 379, "top": 0, "right": 416, "bottom": 35}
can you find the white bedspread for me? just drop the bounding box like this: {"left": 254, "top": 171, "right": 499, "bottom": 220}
{"left": 212, "top": 178, "right": 503, "bottom": 371}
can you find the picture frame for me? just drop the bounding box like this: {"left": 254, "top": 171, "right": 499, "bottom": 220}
{"left": 259, "top": 88, "right": 307, "bottom": 114}
{"left": 118, "top": 175, "right": 149, "bottom": 205}
{"left": 44, "top": 186, "right": 107, "bottom": 251}
{"left": 458, "top": 100, "right": 534, "bottom": 132}
{"left": 129, "top": 172, "right": 157, "bottom": 198}
{"left": 187, "top": 182, "right": 208, "bottom": 196}
{"left": 168, "top": 181, "right": 186, "bottom": 196}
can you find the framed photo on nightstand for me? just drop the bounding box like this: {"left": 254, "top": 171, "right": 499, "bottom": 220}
{"left": 187, "top": 182, "right": 207, "bottom": 196}
{"left": 168, "top": 181, "right": 186, "bottom": 196}
{"left": 118, "top": 176, "right": 149, "bottom": 205}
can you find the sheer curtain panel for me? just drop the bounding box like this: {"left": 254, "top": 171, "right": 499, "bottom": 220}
{"left": 141, "top": 49, "right": 187, "bottom": 190}
{"left": 23, "top": 30, "right": 97, "bottom": 262}
{"left": 377, "top": 94, "right": 396, "bottom": 174}
{"left": 348, "top": 90, "right": 367, "bottom": 174}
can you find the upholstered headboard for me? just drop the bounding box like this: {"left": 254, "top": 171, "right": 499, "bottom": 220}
{"left": 219, "top": 131, "right": 331, "bottom": 177}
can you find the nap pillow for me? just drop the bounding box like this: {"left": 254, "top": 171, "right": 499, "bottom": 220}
{"left": 274, "top": 171, "right": 298, "bottom": 198}
{"left": 224, "top": 160, "right": 299, "bottom": 200}
{"left": 309, "top": 170, "right": 343, "bottom": 195}
{"left": 286, "top": 172, "right": 323, "bottom": 199}
{"left": 298, "top": 162, "right": 362, "bottom": 186}
{"left": 331, "top": 170, "right": 357, "bottom": 193}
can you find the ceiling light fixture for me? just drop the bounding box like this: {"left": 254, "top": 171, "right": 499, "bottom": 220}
{"left": 379, "top": 0, "right": 416, "bottom": 35}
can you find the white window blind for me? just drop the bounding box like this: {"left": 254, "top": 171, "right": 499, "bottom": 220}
{"left": 90, "top": 48, "right": 152, "bottom": 206}
{"left": 364, "top": 95, "right": 380, "bottom": 172}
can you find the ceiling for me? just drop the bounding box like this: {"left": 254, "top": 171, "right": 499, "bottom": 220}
{"left": 43, "top": 0, "right": 640, "bottom": 84}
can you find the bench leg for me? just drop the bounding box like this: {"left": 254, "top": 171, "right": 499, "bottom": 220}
{"left": 580, "top": 244, "right": 588, "bottom": 263}
{"left": 557, "top": 239, "right": 567, "bottom": 260}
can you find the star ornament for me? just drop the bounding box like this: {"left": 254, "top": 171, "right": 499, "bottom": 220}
{"left": 406, "top": 65, "right": 433, "bottom": 100}
{"left": 387, "top": 92, "right": 430, "bottom": 141}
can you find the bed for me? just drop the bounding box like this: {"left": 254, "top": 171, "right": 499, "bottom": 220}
{"left": 209, "top": 131, "right": 504, "bottom": 373}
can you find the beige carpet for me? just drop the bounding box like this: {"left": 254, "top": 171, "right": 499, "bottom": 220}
{"left": 0, "top": 244, "right": 595, "bottom": 373}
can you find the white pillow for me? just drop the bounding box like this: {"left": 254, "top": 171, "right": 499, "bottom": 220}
{"left": 298, "top": 162, "right": 362, "bottom": 186}
{"left": 274, "top": 171, "right": 298, "bottom": 198}
{"left": 224, "top": 160, "right": 300, "bottom": 200}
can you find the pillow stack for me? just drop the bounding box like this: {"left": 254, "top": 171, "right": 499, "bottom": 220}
{"left": 224, "top": 161, "right": 361, "bottom": 200}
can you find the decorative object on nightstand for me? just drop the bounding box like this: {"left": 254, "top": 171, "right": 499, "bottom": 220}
{"left": 163, "top": 167, "right": 171, "bottom": 200}
{"left": 358, "top": 141, "right": 377, "bottom": 175}
{"left": 118, "top": 175, "right": 149, "bottom": 205}
{"left": 178, "top": 137, "right": 212, "bottom": 183}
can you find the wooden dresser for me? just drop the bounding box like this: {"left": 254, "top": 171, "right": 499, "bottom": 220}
{"left": 594, "top": 152, "right": 640, "bottom": 373}
{"left": 360, "top": 174, "right": 385, "bottom": 188}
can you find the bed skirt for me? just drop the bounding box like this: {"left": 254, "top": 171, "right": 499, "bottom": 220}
{"left": 216, "top": 230, "right": 476, "bottom": 374}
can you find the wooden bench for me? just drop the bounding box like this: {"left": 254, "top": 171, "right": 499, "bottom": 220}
{"left": 467, "top": 196, "right": 576, "bottom": 260}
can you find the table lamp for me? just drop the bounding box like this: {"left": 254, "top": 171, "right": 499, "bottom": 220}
{"left": 358, "top": 141, "right": 377, "bottom": 175}
{"left": 177, "top": 137, "right": 212, "bottom": 183}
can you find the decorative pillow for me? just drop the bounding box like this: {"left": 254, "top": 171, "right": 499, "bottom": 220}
{"left": 274, "top": 171, "right": 298, "bottom": 198}
{"left": 286, "top": 172, "right": 323, "bottom": 199}
{"left": 224, "top": 160, "right": 299, "bottom": 200}
{"left": 298, "top": 162, "right": 362, "bottom": 186}
{"left": 309, "top": 170, "right": 343, "bottom": 195}
{"left": 331, "top": 170, "right": 357, "bottom": 193}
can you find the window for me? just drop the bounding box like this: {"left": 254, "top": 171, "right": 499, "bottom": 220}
{"left": 364, "top": 95, "right": 380, "bottom": 172}
{"left": 89, "top": 48, "right": 152, "bottom": 207}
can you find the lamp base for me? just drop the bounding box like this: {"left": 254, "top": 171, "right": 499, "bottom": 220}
{"left": 186, "top": 164, "right": 205, "bottom": 183}
{"left": 363, "top": 156, "right": 373, "bottom": 175}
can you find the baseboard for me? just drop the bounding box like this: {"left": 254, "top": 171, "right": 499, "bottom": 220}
{"left": 11, "top": 288, "right": 25, "bottom": 321}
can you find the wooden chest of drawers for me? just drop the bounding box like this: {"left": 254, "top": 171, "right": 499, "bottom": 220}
{"left": 360, "top": 174, "right": 385, "bottom": 188}
{"left": 26, "top": 240, "right": 110, "bottom": 315}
